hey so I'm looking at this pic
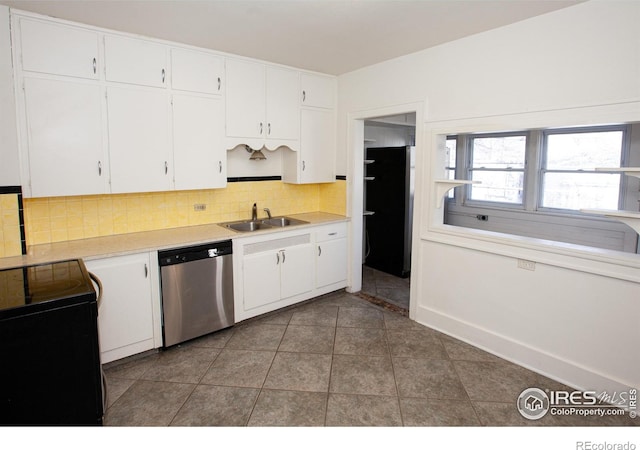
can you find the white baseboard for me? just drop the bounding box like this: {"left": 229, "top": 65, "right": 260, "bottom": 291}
{"left": 415, "top": 304, "right": 635, "bottom": 395}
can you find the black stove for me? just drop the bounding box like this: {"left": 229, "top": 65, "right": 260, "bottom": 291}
{"left": 0, "top": 259, "right": 104, "bottom": 425}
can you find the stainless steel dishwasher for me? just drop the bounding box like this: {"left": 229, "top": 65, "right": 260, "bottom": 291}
{"left": 158, "top": 240, "right": 234, "bottom": 347}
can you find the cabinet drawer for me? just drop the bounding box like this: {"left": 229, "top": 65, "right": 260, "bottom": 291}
{"left": 315, "top": 224, "right": 347, "bottom": 242}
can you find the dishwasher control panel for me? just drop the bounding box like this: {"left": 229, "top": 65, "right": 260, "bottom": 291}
{"left": 158, "top": 240, "right": 232, "bottom": 266}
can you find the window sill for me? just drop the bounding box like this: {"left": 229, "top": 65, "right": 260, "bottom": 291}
{"left": 424, "top": 223, "right": 640, "bottom": 283}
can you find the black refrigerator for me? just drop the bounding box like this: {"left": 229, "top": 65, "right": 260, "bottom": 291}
{"left": 364, "top": 146, "right": 414, "bottom": 278}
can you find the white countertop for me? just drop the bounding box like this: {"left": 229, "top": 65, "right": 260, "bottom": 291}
{"left": 0, "top": 211, "right": 348, "bottom": 269}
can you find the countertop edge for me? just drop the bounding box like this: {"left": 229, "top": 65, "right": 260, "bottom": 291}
{"left": 0, "top": 212, "right": 349, "bottom": 269}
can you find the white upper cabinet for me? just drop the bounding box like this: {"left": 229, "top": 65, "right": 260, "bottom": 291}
{"left": 172, "top": 93, "right": 226, "bottom": 190}
{"left": 22, "top": 77, "right": 106, "bottom": 197}
{"left": 225, "top": 58, "right": 266, "bottom": 140}
{"left": 18, "top": 17, "right": 99, "bottom": 80}
{"left": 106, "top": 85, "right": 172, "bottom": 193}
{"left": 225, "top": 58, "right": 300, "bottom": 150}
{"left": 104, "top": 35, "right": 167, "bottom": 88}
{"left": 171, "top": 48, "right": 223, "bottom": 95}
{"left": 300, "top": 73, "right": 335, "bottom": 109}
{"left": 266, "top": 66, "right": 300, "bottom": 141}
{"left": 282, "top": 108, "right": 336, "bottom": 184}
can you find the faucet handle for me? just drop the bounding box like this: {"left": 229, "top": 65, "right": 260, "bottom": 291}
{"left": 263, "top": 208, "right": 272, "bottom": 219}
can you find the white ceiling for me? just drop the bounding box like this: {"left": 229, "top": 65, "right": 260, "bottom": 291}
{"left": 1, "top": 0, "right": 584, "bottom": 75}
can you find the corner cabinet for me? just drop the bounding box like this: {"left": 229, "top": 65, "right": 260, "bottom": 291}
{"left": 85, "top": 252, "right": 162, "bottom": 364}
{"left": 233, "top": 222, "right": 348, "bottom": 322}
{"left": 282, "top": 72, "right": 337, "bottom": 184}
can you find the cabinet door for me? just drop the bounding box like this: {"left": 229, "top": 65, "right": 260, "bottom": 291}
{"left": 243, "top": 250, "right": 281, "bottom": 311}
{"left": 280, "top": 244, "right": 314, "bottom": 299}
{"left": 19, "top": 18, "right": 99, "bottom": 80}
{"left": 300, "top": 73, "right": 335, "bottom": 109}
{"left": 107, "top": 86, "right": 172, "bottom": 193}
{"left": 104, "top": 35, "right": 167, "bottom": 88}
{"left": 85, "top": 253, "right": 154, "bottom": 364}
{"left": 172, "top": 94, "right": 226, "bottom": 190}
{"left": 316, "top": 238, "right": 347, "bottom": 288}
{"left": 23, "top": 77, "right": 106, "bottom": 197}
{"left": 299, "top": 108, "right": 336, "bottom": 183}
{"left": 225, "top": 58, "right": 265, "bottom": 139}
{"left": 265, "top": 66, "right": 299, "bottom": 141}
{"left": 171, "top": 48, "right": 223, "bottom": 95}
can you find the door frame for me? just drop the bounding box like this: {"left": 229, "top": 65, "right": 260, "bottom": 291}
{"left": 345, "top": 102, "right": 424, "bottom": 319}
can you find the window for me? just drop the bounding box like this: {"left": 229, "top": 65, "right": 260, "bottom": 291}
{"left": 445, "top": 137, "right": 457, "bottom": 197}
{"left": 540, "top": 127, "right": 625, "bottom": 211}
{"left": 468, "top": 134, "right": 527, "bottom": 205}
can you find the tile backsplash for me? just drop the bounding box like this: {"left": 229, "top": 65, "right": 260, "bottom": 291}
{"left": 0, "top": 193, "right": 22, "bottom": 257}
{"left": 21, "top": 180, "right": 347, "bottom": 246}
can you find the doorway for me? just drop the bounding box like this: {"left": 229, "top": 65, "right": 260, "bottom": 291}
{"left": 360, "top": 114, "right": 415, "bottom": 311}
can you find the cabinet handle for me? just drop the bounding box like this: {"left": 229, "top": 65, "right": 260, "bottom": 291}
{"left": 98, "top": 161, "right": 102, "bottom": 176}
{"left": 268, "top": 123, "right": 271, "bottom": 135}
{"left": 144, "top": 264, "right": 148, "bottom": 278}
{"left": 281, "top": 250, "right": 285, "bottom": 264}
{"left": 328, "top": 232, "right": 337, "bottom": 236}
{"left": 217, "top": 77, "right": 221, "bottom": 91}
{"left": 302, "top": 161, "right": 306, "bottom": 171}
{"left": 302, "top": 90, "right": 306, "bottom": 102}
{"left": 318, "top": 245, "right": 322, "bottom": 257}
{"left": 276, "top": 252, "right": 280, "bottom": 265}
{"left": 218, "top": 161, "right": 222, "bottom": 173}
{"left": 162, "top": 68, "right": 165, "bottom": 84}
{"left": 92, "top": 57, "right": 97, "bottom": 74}
{"left": 259, "top": 122, "right": 263, "bottom": 135}
{"left": 164, "top": 161, "right": 168, "bottom": 175}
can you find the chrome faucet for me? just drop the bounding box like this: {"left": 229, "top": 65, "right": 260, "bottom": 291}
{"left": 263, "top": 208, "right": 272, "bottom": 220}
{"left": 252, "top": 203, "right": 257, "bottom": 221}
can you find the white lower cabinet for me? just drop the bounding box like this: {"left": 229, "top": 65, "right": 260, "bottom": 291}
{"left": 234, "top": 222, "right": 347, "bottom": 321}
{"left": 85, "top": 252, "right": 160, "bottom": 364}
{"left": 315, "top": 224, "right": 348, "bottom": 289}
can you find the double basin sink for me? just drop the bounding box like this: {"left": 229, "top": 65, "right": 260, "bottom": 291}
{"left": 221, "top": 216, "right": 309, "bottom": 233}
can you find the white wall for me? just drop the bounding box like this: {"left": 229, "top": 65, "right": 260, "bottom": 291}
{"left": 338, "top": 0, "right": 640, "bottom": 394}
{"left": 0, "top": 5, "right": 20, "bottom": 186}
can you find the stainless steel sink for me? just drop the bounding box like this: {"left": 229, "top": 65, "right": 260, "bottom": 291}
{"left": 225, "top": 221, "right": 272, "bottom": 232}
{"left": 262, "top": 216, "right": 308, "bottom": 227}
{"left": 220, "top": 216, "right": 308, "bottom": 232}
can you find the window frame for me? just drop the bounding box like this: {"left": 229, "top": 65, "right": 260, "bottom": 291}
{"left": 464, "top": 131, "right": 529, "bottom": 209}
{"left": 537, "top": 124, "right": 630, "bottom": 214}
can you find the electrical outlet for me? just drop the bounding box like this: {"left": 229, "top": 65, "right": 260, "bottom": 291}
{"left": 193, "top": 204, "right": 206, "bottom": 211}
{"left": 517, "top": 259, "right": 536, "bottom": 271}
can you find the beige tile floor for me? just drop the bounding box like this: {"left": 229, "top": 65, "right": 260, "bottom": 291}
{"left": 362, "top": 265, "right": 410, "bottom": 311}
{"left": 103, "top": 291, "right": 637, "bottom": 427}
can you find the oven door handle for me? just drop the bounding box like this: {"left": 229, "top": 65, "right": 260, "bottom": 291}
{"left": 88, "top": 271, "right": 103, "bottom": 310}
